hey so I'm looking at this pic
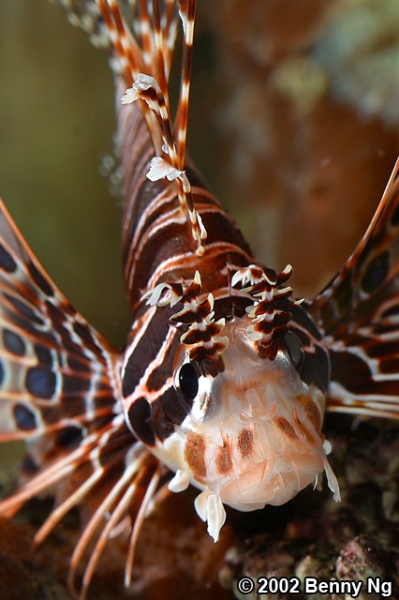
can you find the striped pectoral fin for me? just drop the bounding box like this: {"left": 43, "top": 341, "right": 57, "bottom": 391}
{"left": 0, "top": 197, "right": 125, "bottom": 495}
{"left": 0, "top": 199, "right": 120, "bottom": 438}
{"left": 0, "top": 199, "right": 166, "bottom": 596}
{"left": 326, "top": 328, "right": 399, "bottom": 419}
{"left": 309, "top": 159, "right": 399, "bottom": 419}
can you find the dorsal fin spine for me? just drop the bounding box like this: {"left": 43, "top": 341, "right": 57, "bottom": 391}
{"left": 175, "top": 0, "right": 196, "bottom": 170}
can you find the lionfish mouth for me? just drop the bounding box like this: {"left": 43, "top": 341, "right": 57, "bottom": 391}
{"left": 218, "top": 452, "right": 325, "bottom": 509}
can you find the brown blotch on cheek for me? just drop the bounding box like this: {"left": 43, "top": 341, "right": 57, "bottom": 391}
{"left": 299, "top": 396, "right": 323, "bottom": 433}
{"left": 304, "top": 399, "right": 322, "bottom": 433}
{"left": 275, "top": 416, "right": 298, "bottom": 440}
{"left": 237, "top": 429, "right": 254, "bottom": 458}
{"left": 293, "top": 410, "right": 316, "bottom": 445}
{"left": 216, "top": 441, "right": 233, "bottom": 475}
{"left": 185, "top": 434, "right": 207, "bottom": 480}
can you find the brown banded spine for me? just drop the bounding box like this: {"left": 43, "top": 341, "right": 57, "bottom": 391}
{"left": 118, "top": 97, "right": 255, "bottom": 318}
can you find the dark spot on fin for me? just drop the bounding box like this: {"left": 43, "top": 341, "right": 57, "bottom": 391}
{"left": 46, "top": 300, "right": 66, "bottom": 323}
{"left": 0, "top": 243, "right": 16, "bottom": 273}
{"left": 13, "top": 403, "right": 36, "bottom": 431}
{"left": 25, "top": 367, "right": 56, "bottom": 399}
{"left": 28, "top": 261, "right": 54, "bottom": 297}
{"left": 128, "top": 398, "right": 155, "bottom": 446}
{"left": 361, "top": 251, "right": 389, "bottom": 294}
{"left": 5, "top": 293, "right": 45, "bottom": 326}
{"left": 73, "top": 322, "right": 93, "bottom": 343}
{"left": 3, "top": 329, "right": 26, "bottom": 356}
{"left": 55, "top": 426, "right": 84, "bottom": 450}
{"left": 34, "top": 343, "right": 53, "bottom": 366}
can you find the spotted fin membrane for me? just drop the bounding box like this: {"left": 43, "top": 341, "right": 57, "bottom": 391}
{"left": 0, "top": 200, "right": 167, "bottom": 596}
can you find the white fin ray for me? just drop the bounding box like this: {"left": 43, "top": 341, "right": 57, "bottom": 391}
{"left": 194, "top": 489, "right": 226, "bottom": 542}
{"left": 168, "top": 468, "right": 190, "bottom": 493}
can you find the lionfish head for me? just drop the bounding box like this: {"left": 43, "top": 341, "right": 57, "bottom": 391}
{"left": 131, "top": 265, "right": 340, "bottom": 541}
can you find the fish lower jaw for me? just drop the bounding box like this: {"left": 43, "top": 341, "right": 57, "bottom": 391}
{"left": 158, "top": 427, "right": 337, "bottom": 508}
{"left": 215, "top": 452, "right": 326, "bottom": 511}
{"left": 188, "top": 452, "right": 333, "bottom": 543}
{"left": 164, "top": 442, "right": 340, "bottom": 544}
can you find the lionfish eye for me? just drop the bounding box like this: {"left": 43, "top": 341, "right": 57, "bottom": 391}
{"left": 178, "top": 362, "right": 199, "bottom": 400}
{"left": 284, "top": 332, "right": 304, "bottom": 370}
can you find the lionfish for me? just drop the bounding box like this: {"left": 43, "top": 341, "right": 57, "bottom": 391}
{"left": 0, "top": 0, "right": 398, "bottom": 597}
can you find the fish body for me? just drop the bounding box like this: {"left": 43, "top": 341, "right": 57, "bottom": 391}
{"left": 0, "top": 1, "right": 398, "bottom": 597}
